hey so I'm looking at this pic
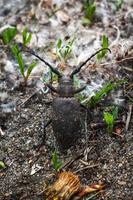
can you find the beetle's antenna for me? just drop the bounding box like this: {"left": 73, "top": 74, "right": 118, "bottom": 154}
{"left": 70, "top": 48, "right": 111, "bottom": 78}
{"left": 18, "top": 43, "right": 62, "bottom": 78}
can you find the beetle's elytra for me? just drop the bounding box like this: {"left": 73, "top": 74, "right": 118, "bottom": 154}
{"left": 20, "top": 45, "right": 110, "bottom": 150}
{"left": 52, "top": 97, "right": 82, "bottom": 149}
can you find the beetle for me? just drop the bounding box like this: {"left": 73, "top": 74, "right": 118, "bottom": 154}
{"left": 19, "top": 45, "right": 110, "bottom": 150}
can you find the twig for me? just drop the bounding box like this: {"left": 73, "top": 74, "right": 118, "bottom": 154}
{"left": 90, "top": 120, "right": 125, "bottom": 129}
{"left": 0, "top": 127, "right": 5, "bottom": 136}
{"left": 84, "top": 110, "right": 89, "bottom": 161}
{"left": 73, "top": 164, "right": 99, "bottom": 173}
{"left": 109, "top": 26, "right": 120, "bottom": 48}
{"left": 61, "top": 153, "right": 83, "bottom": 170}
{"left": 73, "top": 189, "right": 104, "bottom": 200}
{"left": 84, "top": 147, "right": 93, "bottom": 162}
{"left": 126, "top": 104, "right": 132, "bottom": 131}
{"left": 79, "top": 159, "right": 90, "bottom": 166}
{"left": 19, "top": 87, "right": 48, "bottom": 107}
{"left": 100, "top": 56, "right": 133, "bottom": 67}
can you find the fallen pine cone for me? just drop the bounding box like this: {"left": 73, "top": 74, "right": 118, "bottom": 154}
{"left": 44, "top": 171, "right": 105, "bottom": 200}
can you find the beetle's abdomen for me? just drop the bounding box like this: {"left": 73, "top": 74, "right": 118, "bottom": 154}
{"left": 52, "top": 97, "right": 81, "bottom": 149}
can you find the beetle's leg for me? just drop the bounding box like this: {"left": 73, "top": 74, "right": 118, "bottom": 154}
{"left": 46, "top": 83, "right": 58, "bottom": 93}
{"left": 80, "top": 103, "right": 93, "bottom": 120}
{"left": 35, "top": 119, "right": 52, "bottom": 150}
{"left": 74, "top": 85, "right": 86, "bottom": 94}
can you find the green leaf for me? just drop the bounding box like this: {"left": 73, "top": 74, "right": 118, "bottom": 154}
{"left": 112, "top": 106, "right": 118, "bottom": 120}
{"left": 52, "top": 151, "right": 63, "bottom": 171}
{"left": 102, "top": 35, "right": 109, "bottom": 48}
{"left": 104, "top": 112, "right": 114, "bottom": 134}
{"left": 85, "top": 4, "right": 96, "bottom": 21}
{"left": 26, "top": 62, "right": 37, "bottom": 78}
{"left": 87, "top": 80, "right": 127, "bottom": 108}
{"left": 104, "top": 112, "right": 114, "bottom": 125}
{"left": 26, "top": 32, "right": 32, "bottom": 45}
{"left": 22, "top": 27, "right": 32, "bottom": 45}
{"left": 57, "top": 38, "right": 62, "bottom": 49}
{"left": 0, "top": 161, "right": 6, "bottom": 169}
{"left": 115, "top": 0, "right": 124, "bottom": 11}
{"left": 56, "top": 37, "right": 75, "bottom": 62}
{"left": 0, "top": 27, "right": 17, "bottom": 44}
{"left": 82, "top": 17, "right": 91, "bottom": 25}
{"left": 97, "top": 35, "right": 109, "bottom": 60}
{"left": 11, "top": 44, "right": 25, "bottom": 77}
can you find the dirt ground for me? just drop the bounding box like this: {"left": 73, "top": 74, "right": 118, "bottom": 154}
{"left": 0, "top": 0, "right": 133, "bottom": 200}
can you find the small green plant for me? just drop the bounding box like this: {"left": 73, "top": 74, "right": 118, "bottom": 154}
{"left": 85, "top": 80, "right": 127, "bottom": 108}
{"left": 0, "top": 26, "right": 17, "bottom": 44}
{"left": 0, "top": 161, "right": 6, "bottom": 169}
{"left": 52, "top": 151, "right": 64, "bottom": 171}
{"left": 43, "top": 70, "right": 59, "bottom": 85}
{"left": 46, "top": 5, "right": 59, "bottom": 18}
{"left": 22, "top": 27, "right": 32, "bottom": 46}
{"left": 104, "top": 106, "right": 118, "bottom": 134}
{"left": 56, "top": 37, "right": 75, "bottom": 63}
{"left": 12, "top": 44, "right": 37, "bottom": 85}
{"left": 97, "top": 35, "right": 109, "bottom": 60}
{"left": 82, "top": 0, "right": 96, "bottom": 25}
{"left": 115, "top": 0, "right": 124, "bottom": 11}
{"left": 1, "top": 27, "right": 37, "bottom": 86}
{"left": 11, "top": 27, "right": 36, "bottom": 85}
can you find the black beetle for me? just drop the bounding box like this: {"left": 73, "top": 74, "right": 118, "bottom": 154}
{"left": 20, "top": 46, "right": 110, "bottom": 150}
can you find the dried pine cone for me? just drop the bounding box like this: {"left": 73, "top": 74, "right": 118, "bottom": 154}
{"left": 45, "top": 171, "right": 80, "bottom": 200}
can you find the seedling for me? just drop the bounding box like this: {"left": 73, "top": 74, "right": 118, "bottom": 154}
{"left": 0, "top": 161, "right": 6, "bottom": 169}
{"left": 115, "top": 0, "right": 124, "bottom": 11}
{"left": 22, "top": 27, "right": 32, "bottom": 46}
{"left": 46, "top": 5, "right": 59, "bottom": 18}
{"left": 82, "top": 0, "right": 96, "bottom": 25}
{"left": 12, "top": 44, "right": 37, "bottom": 86}
{"left": 13, "top": 28, "right": 36, "bottom": 86}
{"left": 0, "top": 27, "right": 37, "bottom": 86}
{"left": 0, "top": 26, "right": 17, "bottom": 44}
{"left": 51, "top": 151, "right": 64, "bottom": 171}
{"left": 97, "top": 35, "right": 109, "bottom": 60}
{"left": 84, "top": 80, "right": 126, "bottom": 108}
{"left": 104, "top": 106, "right": 118, "bottom": 134}
{"left": 56, "top": 37, "right": 75, "bottom": 63}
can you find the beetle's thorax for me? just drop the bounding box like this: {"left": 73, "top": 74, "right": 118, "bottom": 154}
{"left": 57, "top": 75, "right": 75, "bottom": 97}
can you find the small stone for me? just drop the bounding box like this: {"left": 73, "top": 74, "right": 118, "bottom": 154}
{"left": 118, "top": 180, "right": 126, "bottom": 185}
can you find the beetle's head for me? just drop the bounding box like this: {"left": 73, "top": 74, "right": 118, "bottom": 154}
{"left": 58, "top": 75, "right": 73, "bottom": 84}
{"left": 57, "top": 75, "right": 74, "bottom": 97}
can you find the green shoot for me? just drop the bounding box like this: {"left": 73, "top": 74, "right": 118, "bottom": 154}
{"left": 11, "top": 43, "right": 36, "bottom": 85}
{"left": 0, "top": 161, "right": 6, "bottom": 169}
{"left": 51, "top": 71, "right": 58, "bottom": 82}
{"left": 46, "top": 6, "right": 59, "bottom": 18}
{"left": 104, "top": 107, "right": 118, "bottom": 134}
{"left": 56, "top": 37, "right": 75, "bottom": 63}
{"left": 22, "top": 27, "right": 32, "bottom": 46}
{"left": 43, "top": 70, "right": 58, "bottom": 84}
{"left": 0, "top": 26, "right": 17, "bottom": 44}
{"left": 85, "top": 80, "right": 127, "bottom": 108}
{"left": 52, "top": 151, "right": 64, "bottom": 172}
{"left": 11, "top": 27, "right": 36, "bottom": 86}
{"left": 1, "top": 26, "right": 36, "bottom": 86}
{"left": 11, "top": 44, "right": 25, "bottom": 77}
{"left": 97, "top": 35, "right": 109, "bottom": 60}
{"left": 82, "top": 0, "right": 96, "bottom": 25}
{"left": 115, "top": 0, "right": 124, "bottom": 11}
